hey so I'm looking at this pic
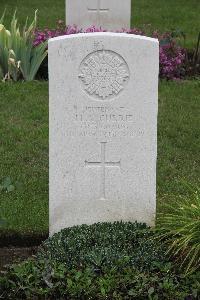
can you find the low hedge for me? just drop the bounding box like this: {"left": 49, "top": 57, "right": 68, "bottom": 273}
{"left": 0, "top": 222, "right": 199, "bottom": 299}
{"left": 38, "top": 222, "right": 165, "bottom": 271}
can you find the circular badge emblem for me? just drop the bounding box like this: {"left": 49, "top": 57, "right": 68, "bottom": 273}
{"left": 79, "top": 50, "right": 130, "bottom": 100}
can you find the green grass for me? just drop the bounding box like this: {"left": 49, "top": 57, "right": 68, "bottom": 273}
{"left": 0, "top": 81, "right": 199, "bottom": 235}
{"left": 157, "top": 80, "right": 200, "bottom": 197}
{"left": 0, "top": 82, "right": 48, "bottom": 235}
{"left": 133, "top": 0, "right": 200, "bottom": 48}
{"left": 0, "top": 0, "right": 199, "bottom": 47}
{"left": 0, "top": 0, "right": 65, "bottom": 30}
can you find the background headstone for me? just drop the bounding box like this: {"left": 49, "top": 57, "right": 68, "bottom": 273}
{"left": 66, "top": 0, "right": 131, "bottom": 30}
{"left": 49, "top": 33, "right": 159, "bottom": 235}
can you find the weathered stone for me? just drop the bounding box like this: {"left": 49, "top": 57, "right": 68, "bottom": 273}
{"left": 49, "top": 32, "right": 159, "bottom": 235}
{"left": 66, "top": 0, "right": 131, "bottom": 30}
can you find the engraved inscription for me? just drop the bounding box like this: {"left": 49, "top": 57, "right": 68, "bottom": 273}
{"left": 87, "top": 0, "right": 109, "bottom": 26}
{"left": 85, "top": 142, "right": 120, "bottom": 200}
{"left": 65, "top": 105, "right": 145, "bottom": 138}
{"left": 79, "top": 50, "right": 130, "bottom": 100}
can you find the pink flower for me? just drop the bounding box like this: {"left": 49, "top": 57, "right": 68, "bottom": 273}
{"left": 33, "top": 22, "right": 186, "bottom": 80}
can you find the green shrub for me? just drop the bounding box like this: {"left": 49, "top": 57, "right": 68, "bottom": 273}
{"left": 156, "top": 184, "right": 200, "bottom": 275}
{"left": 38, "top": 222, "right": 164, "bottom": 271}
{"left": 0, "top": 258, "right": 199, "bottom": 299}
{"left": 0, "top": 222, "right": 199, "bottom": 299}
{"left": 0, "top": 11, "right": 47, "bottom": 81}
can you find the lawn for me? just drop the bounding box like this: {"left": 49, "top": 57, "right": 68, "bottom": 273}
{"left": 0, "top": 0, "right": 199, "bottom": 47}
{"left": 0, "top": 1, "right": 199, "bottom": 237}
{"left": 0, "top": 83, "right": 49, "bottom": 236}
{"left": 0, "top": 81, "right": 199, "bottom": 235}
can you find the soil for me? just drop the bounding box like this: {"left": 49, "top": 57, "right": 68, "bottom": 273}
{"left": 0, "top": 233, "right": 47, "bottom": 270}
{"left": 0, "top": 247, "right": 38, "bottom": 270}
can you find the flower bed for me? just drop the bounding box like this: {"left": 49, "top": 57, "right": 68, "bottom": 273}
{"left": 34, "top": 22, "right": 187, "bottom": 80}
{"left": 1, "top": 10, "right": 198, "bottom": 82}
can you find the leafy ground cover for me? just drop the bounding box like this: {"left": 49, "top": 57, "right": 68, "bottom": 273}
{"left": 0, "top": 0, "right": 199, "bottom": 47}
{"left": 0, "top": 222, "right": 199, "bottom": 299}
{"left": 0, "top": 81, "right": 199, "bottom": 236}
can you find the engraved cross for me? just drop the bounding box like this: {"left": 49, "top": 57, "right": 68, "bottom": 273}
{"left": 87, "top": 0, "right": 109, "bottom": 25}
{"left": 85, "top": 142, "right": 121, "bottom": 200}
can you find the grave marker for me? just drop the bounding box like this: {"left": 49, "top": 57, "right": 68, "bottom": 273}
{"left": 49, "top": 32, "right": 159, "bottom": 235}
{"left": 66, "top": 0, "right": 131, "bottom": 30}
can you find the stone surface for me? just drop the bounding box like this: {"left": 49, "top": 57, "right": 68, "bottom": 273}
{"left": 49, "top": 32, "right": 159, "bottom": 235}
{"left": 66, "top": 0, "right": 131, "bottom": 30}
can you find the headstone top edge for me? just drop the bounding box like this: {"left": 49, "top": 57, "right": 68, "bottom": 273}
{"left": 48, "top": 32, "right": 159, "bottom": 45}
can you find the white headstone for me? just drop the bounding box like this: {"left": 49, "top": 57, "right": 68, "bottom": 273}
{"left": 66, "top": 0, "right": 131, "bottom": 30}
{"left": 49, "top": 32, "right": 159, "bottom": 235}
